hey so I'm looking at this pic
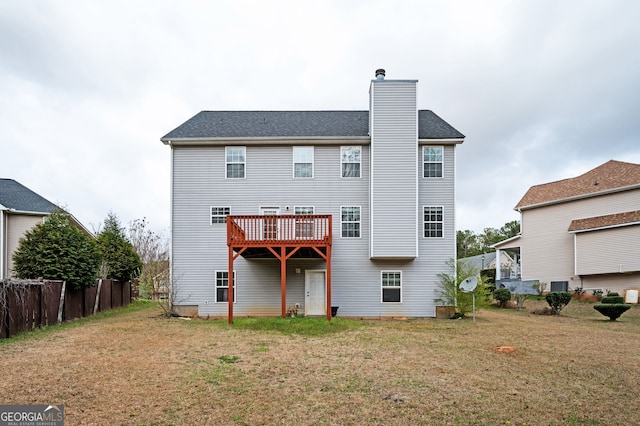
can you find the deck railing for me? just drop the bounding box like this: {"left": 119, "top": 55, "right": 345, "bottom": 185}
{"left": 227, "top": 215, "right": 332, "bottom": 246}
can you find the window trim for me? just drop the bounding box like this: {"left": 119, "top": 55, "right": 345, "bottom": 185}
{"left": 210, "top": 206, "right": 231, "bottom": 225}
{"left": 340, "top": 206, "right": 361, "bottom": 238}
{"left": 423, "top": 206, "right": 444, "bottom": 238}
{"left": 340, "top": 145, "right": 362, "bottom": 178}
{"left": 225, "top": 146, "right": 246, "bottom": 179}
{"left": 381, "top": 270, "right": 402, "bottom": 303}
{"left": 293, "top": 146, "right": 314, "bottom": 178}
{"left": 423, "top": 146, "right": 444, "bottom": 178}
{"left": 215, "top": 270, "right": 236, "bottom": 303}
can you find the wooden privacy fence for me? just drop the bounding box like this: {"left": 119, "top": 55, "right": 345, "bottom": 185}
{"left": 0, "top": 278, "right": 132, "bottom": 339}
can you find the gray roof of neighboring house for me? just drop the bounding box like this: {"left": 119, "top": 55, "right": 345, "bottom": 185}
{"left": 0, "top": 179, "right": 58, "bottom": 214}
{"left": 459, "top": 252, "right": 497, "bottom": 271}
{"left": 161, "top": 110, "right": 465, "bottom": 140}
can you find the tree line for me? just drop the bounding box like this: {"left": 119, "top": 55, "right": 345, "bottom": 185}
{"left": 456, "top": 220, "right": 520, "bottom": 259}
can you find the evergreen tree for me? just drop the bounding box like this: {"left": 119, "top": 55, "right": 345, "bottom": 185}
{"left": 96, "top": 212, "right": 143, "bottom": 282}
{"left": 13, "top": 209, "right": 101, "bottom": 289}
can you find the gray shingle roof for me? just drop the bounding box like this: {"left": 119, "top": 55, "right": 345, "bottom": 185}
{"left": 0, "top": 179, "right": 58, "bottom": 213}
{"left": 161, "top": 110, "right": 464, "bottom": 140}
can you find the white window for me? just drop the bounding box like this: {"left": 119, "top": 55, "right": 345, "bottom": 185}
{"left": 382, "top": 271, "right": 402, "bottom": 303}
{"left": 211, "top": 207, "right": 230, "bottom": 224}
{"left": 341, "top": 206, "right": 361, "bottom": 238}
{"left": 226, "top": 146, "right": 246, "bottom": 179}
{"left": 215, "top": 271, "right": 236, "bottom": 303}
{"left": 293, "top": 146, "right": 314, "bottom": 178}
{"left": 423, "top": 206, "right": 444, "bottom": 238}
{"left": 423, "top": 146, "right": 443, "bottom": 178}
{"left": 341, "top": 146, "right": 361, "bottom": 178}
{"left": 294, "top": 206, "right": 315, "bottom": 239}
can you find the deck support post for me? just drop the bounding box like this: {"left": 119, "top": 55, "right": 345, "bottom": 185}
{"left": 281, "top": 246, "right": 287, "bottom": 318}
{"left": 326, "top": 244, "right": 332, "bottom": 321}
{"left": 228, "top": 245, "right": 234, "bottom": 324}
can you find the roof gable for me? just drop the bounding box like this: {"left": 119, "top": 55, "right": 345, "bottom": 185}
{"left": 161, "top": 110, "right": 464, "bottom": 141}
{"left": 0, "top": 179, "right": 58, "bottom": 214}
{"left": 515, "top": 160, "right": 640, "bottom": 209}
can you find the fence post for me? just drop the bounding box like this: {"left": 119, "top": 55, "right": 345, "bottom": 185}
{"left": 57, "top": 281, "right": 66, "bottom": 324}
{"left": 93, "top": 279, "right": 102, "bottom": 315}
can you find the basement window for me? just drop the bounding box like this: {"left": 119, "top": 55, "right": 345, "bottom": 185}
{"left": 215, "top": 271, "right": 236, "bottom": 303}
{"left": 382, "top": 271, "right": 402, "bottom": 303}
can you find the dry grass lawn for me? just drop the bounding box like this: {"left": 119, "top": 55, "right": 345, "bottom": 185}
{"left": 1, "top": 298, "right": 639, "bottom": 425}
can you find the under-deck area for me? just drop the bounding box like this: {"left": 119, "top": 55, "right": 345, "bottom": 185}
{"left": 226, "top": 215, "right": 332, "bottom": 322}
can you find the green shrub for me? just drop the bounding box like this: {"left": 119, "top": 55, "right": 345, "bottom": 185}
{"left": 594, "top": 292, "right": 631, "bottom": 321}
{"left": 601, "top": 292, "right": 624, "bottom": 304}
{"left": 436, "top": 259, "right": 492, "bottom": 318}
{"left": 545, "top": 292, "right": 572, "bottom": 315}
{"left": 12, "top": 209, "right": 100, "bottom": 289}
{"left": 494, "top": 288, "right": 512, "bottom": 308}
{"left": 594, "top": 304, "right": 631, "bottom": 321}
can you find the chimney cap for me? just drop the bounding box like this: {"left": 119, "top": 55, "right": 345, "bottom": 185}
{"left": 375, "top": 68, "right": 385, "bottom": 80}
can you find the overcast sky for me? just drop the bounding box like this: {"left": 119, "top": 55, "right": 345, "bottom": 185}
{"left": 2, "top": 0, "right": 639, "bottom": 237}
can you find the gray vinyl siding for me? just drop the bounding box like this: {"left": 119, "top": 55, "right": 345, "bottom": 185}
{"left": 419, "top": 144, "right": 456, "bottom": 260}
{"left": 369, "top": 80, "right": 418, "bottom": 259}
{"left": 518, "top": 189, "right": 640, "bottom": 286}
{"left": 575, "top": 225, "right": 640, "bottom": 275}
{"left": 171, "top": 137, "right": 458, "bottom": 317}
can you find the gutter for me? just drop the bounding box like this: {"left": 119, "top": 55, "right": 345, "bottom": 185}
{"left": 161, "top": 136, "right": 371, "bottom": 146}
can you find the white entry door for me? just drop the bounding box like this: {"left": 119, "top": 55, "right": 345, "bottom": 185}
{"left": 305, "top": 270, "right": 326, "bottom": 316}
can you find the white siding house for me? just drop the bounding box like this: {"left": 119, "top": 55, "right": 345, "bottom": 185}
{"left": 493, "top": 160, "right": 640, "bottom": 297}
{"left": 161, "top": 69, "right": 465, "bottom": 319}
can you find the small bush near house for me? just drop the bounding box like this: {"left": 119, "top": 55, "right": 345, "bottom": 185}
{"left": 545, "top": 291, "right": 572, "bottom": 315}
{"left": 532, "top": 281, "right": 547, "bottom": 296}
{"left": 494, "top": 288, "right": 512, "bottom": 308}
{"left": 594, "top": 292, "right": 631, "bottom": 321}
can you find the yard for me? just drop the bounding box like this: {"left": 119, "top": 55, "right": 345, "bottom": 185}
{"left": 1, "top": 298, "right": 639, "bottom": 425}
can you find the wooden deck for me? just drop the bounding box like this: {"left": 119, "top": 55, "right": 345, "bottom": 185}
{"left": 225, "top": 215, "right": 333, "bottom": 322}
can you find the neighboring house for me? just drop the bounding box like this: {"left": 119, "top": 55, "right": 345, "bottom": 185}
{"left": 0, "top": 179, "right": 91, "bottom": 280}
{"left": 493, "top": 160, "right": 640, "bottom": 296}
{"left": 161, "top": 69, "right": 465, "bottom": 320}
{"left": 459, "top": 251, "right": 516, "bottom": 278}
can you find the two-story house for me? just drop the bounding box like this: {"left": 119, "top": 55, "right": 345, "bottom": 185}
{"left": 493, "top": 160, "right": 640, "bottom": 296}
{"left": 161, "top": 69, "right": 465, "bottom": 320}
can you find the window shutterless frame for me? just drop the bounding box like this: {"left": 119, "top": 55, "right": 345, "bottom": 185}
{"left": 293, "top": 146, "right": 314, "bottom": 178}
{"left": 294, "top": 206, "right": 315, "bottom": 239}
{"left": 215, "top": 270, "right": 236, "bottom": 303}
{"left": 423, "top": 206, "right": 444, "bottom": 238}
{"left": 340, "top": 206, "right": 361, "bottom": 238}
{"left": 381, "top": 271, "right": 402, "bottom": 303}
{"left": 210, "top": 206, "right": 230, "bottom": 225}
{"left": 423, "top": 146, "right": 443, "bottom": 178}
{"left": 226, "top": 146, "right": 246, "bottom": 179}
{"left": 341, "top": 146, "right": 361, "bottom": 178}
